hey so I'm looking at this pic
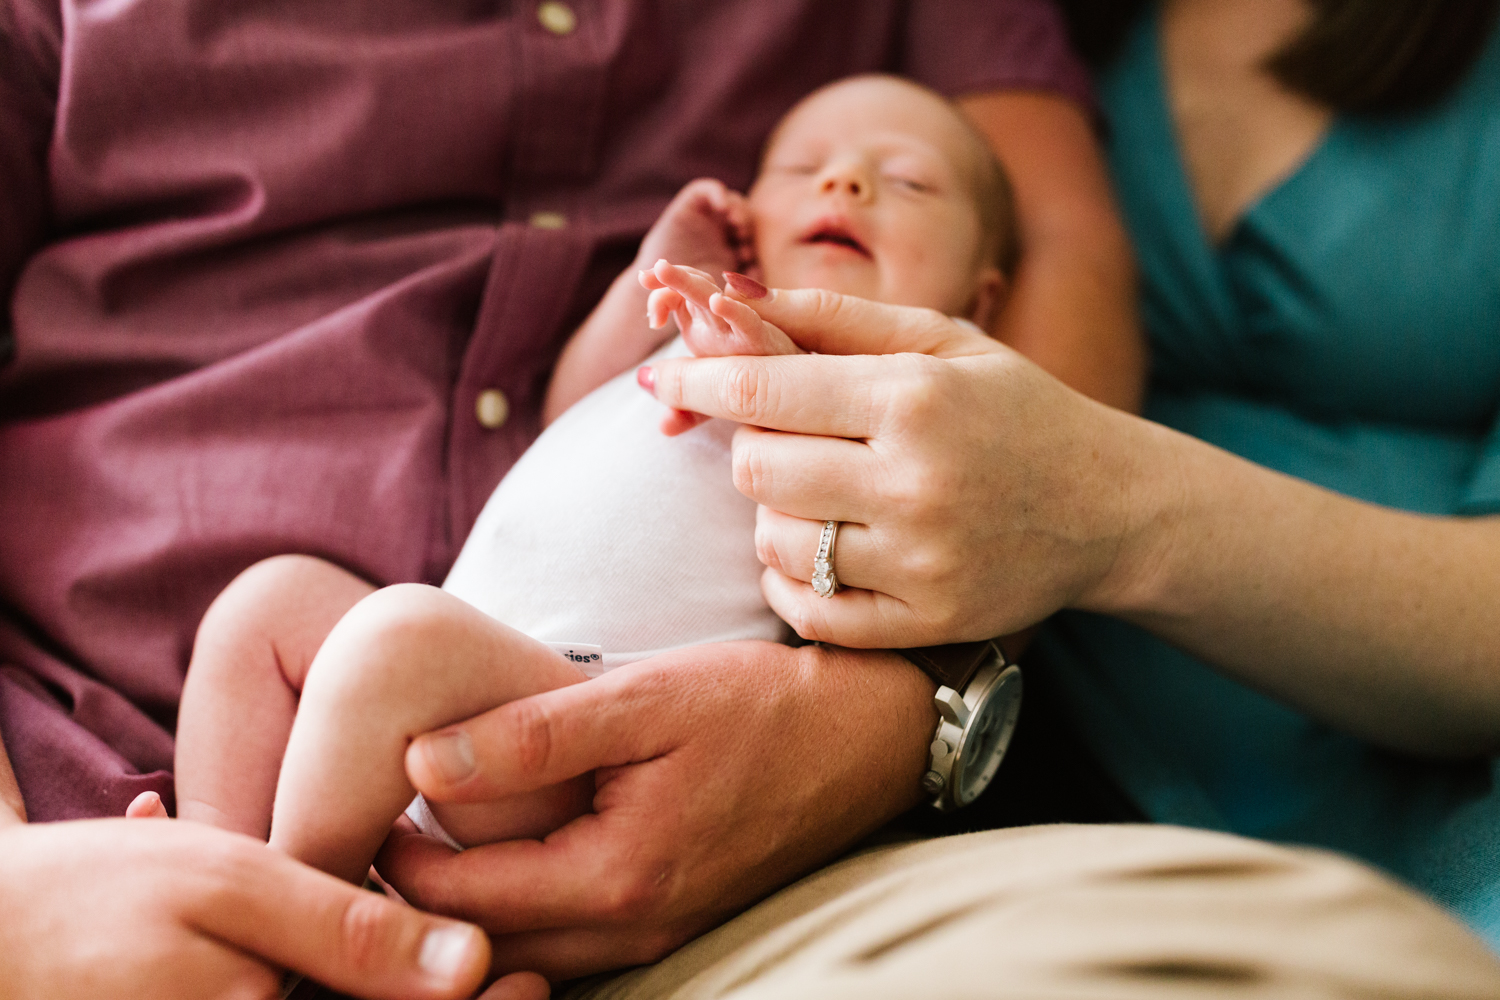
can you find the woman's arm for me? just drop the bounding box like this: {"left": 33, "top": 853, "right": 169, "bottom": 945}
{"left": 959, "top": 92, "right": 1144, "bottom": 412}
{"left": 1103, "top": 416, "right": 1500, "bottom": 759}
{"left": 644, "top": 289, "right": 1500, "bottom": 759}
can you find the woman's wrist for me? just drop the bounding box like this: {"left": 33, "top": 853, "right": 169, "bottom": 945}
{"left": 1065, "top": 402, "right": 1196, "bottom": 623}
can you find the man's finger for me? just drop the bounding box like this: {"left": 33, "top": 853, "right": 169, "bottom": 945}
{"left": 183, "top": 837, "right": 490, "bottom": 1000}
{"left": 478, "top": 971, "right": 551, "bottom": 1000}
{"left": 486, "top": 924, "right": 687, "bottom": 983}
{"left": 721, "top": 285, "right": 999, "bottom": 359}
{"left": 406, "top": 661, "right": 675, "bottom": 802}
{"left": 378, "top": 794, "right": 676, "bottom": 935}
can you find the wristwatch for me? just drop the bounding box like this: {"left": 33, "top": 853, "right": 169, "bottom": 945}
{"left": 899, "top": 640, "right": 1022, "bottom": 812}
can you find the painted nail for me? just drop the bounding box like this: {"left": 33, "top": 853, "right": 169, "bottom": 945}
{"left": 423, "top": 730, "right": 475, "bottom": 784}
{"left": 637, "top": 366, "right": 656, "bottom": 394}
{"left": 419, "top": 924, "right": 477, "bottom": 982}
{"left": 723, "top": 272, "right": 768, "bottom": 300}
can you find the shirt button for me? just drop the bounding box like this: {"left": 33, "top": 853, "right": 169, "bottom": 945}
{"left": 536, "top": 2, "right": 577, "bottom": 35}
{"left": 528, "top": 211, "right": 568, "bottom": 230}
{"left": 475, "top": 389, "right": 510, "bottom": 430}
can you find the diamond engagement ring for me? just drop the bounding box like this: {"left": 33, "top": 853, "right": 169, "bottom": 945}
{"left": 812, "top": 519, "right": 840, "bottom": 598}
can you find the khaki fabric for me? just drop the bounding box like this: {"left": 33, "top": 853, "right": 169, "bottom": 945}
{"left": 566, "top": 824, "right": 1500, "bottom": 1000}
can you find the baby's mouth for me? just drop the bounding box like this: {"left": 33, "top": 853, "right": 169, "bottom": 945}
{"left": 802, "top": 222, "right": 871, "bottom": 258}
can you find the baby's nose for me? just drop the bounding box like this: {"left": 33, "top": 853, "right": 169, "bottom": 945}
{"left": 818, "top": 160, "right": 873, "bottom": 201}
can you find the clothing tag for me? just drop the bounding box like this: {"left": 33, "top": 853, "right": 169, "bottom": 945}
{"left": 546, "top": 641, "right": 605, "bottom": 674}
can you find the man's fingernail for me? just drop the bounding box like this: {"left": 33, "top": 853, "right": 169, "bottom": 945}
{"left": 723, "top": 272, "right": 768, "bottom": 299}
{"left": 637, "top": 366, "right": 656, "bottom": 394}
{"left": 419, "top": 924, "right": 477, "bottom": 981}
{"left": 424, "top": 731, "right": 475, "bottom": 784}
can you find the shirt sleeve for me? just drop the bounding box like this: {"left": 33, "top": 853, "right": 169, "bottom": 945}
{"left": 1458, "top": 415, "right": 1500, "bottom": 515}
{"left": 900, "top": 0, "right": 1094, "bottom": 110}
{"left": 0, "top": 0, "right": 59, "bottom": 344}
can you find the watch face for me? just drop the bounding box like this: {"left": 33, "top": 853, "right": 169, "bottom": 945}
{"left": 954, "top": 665, "right": 1022, "bottom": 806}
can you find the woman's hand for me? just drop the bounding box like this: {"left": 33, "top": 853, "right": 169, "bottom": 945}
{"left": 378, "top": 640, "right": 936, "bottom": 982}
{"left": 641, "top": 287, "right": 1154, "bottom": 648}
{"left": 644, "top": 285, "right": 1500, "bottom": 757}
{"left": 0, "top": 816, "right": 495, "bottom": 1000}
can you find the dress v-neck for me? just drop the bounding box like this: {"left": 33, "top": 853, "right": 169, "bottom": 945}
{"left": 1057, "top": 3, "right": 1500, "bottom": 952}
{"left": 1143, "top": 5, "right": 1336, "bottom": 259}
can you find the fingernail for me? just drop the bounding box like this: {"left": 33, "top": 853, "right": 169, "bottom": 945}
{"left": 423, "top": 730, "right": 475, "bottom": 784}
{"left": 723, "top": 272, "right": 768, "bottom": 299}
{"left": 419, "top": 924, "right": 477, "bottom": 982}
{"left": 637, "top": 366, "right": 656, "bottom": 394}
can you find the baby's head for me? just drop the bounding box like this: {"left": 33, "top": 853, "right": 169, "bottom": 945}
{"left": 748, "top": 75, "right": 1016, "bottom": 329}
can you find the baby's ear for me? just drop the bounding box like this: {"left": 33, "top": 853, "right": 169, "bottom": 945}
{"left": 965, "top": 265, "right": 1007, "bottom": 335}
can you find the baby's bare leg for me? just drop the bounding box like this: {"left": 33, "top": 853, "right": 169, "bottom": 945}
{"left": 175, "top": 555, "right": 375, "bottom": 835}
{"left": 268, "top": 584, "right": 589, "bottom": 884}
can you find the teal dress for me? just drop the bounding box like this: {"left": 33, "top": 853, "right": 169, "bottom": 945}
{"left": 1036, "top": 11, "right": 1500, "bottom": 946}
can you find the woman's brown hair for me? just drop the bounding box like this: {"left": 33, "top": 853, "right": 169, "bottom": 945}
{"left": 1059, "top": 0, "right": 1500, "bottom": 115}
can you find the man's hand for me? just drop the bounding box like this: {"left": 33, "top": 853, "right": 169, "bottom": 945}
{"left": 0, "top": 817, "right": 492, "bottom": 1000}
{"left": 377, "top": 640, "right": 936, "bottom": 982}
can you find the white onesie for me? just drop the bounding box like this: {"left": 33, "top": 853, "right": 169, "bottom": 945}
{"left": 407, "top": 338, "right": 791, "bottom": 846}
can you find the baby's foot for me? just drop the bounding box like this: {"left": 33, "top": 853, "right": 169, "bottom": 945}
{"left": 636, "top": 178, "right": 756, "bottom": 280}
{"left": 125, "top": 790, "right": 170, "bottom": 819}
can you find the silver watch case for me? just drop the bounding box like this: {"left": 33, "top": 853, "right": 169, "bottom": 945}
{"left": 920, "top": 655, "right": 1022, "bottom": 811}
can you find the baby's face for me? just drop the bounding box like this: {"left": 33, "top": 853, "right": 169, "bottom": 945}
{"left": 749, "top": 77, "right": 1001, "bottom": 320}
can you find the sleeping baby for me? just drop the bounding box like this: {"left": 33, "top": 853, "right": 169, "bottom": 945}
{"left": 129, "top": 74, "right": 1017, "bottom": 883}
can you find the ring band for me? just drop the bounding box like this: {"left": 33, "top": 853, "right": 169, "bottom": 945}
{"left": 812, "top": 520, "right": 840, "bottom": 598}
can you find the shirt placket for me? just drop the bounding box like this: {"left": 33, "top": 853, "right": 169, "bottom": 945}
{"left": 434, "top": 0, "right": 616, "bottom": 582}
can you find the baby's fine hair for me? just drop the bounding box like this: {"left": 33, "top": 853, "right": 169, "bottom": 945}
{"left": 962, "top": 116, "right": 1020, "bottom": 279}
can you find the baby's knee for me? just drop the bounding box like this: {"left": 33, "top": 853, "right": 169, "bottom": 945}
{"left": 203, "top": 554, "right": 340, "bottom": 622}
{"left": 304, "top": 584, "right": 465, "bottom": 698}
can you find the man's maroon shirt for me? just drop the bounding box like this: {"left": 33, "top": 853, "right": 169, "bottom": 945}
{"left": 0, "top": 0, "right": 1088, "bottom": 821}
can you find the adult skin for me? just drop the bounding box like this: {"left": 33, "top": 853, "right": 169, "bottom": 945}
{"left": 378, "top": 90, "right": 1140, "bottom": 985}
{"left": 0, "top": 86, "right": 1132, "bottom": 995}
{"left": 0, "top": 736, "right": 509, "bottom": 1000}
{"left": 643, "top": 286, "right": 1500, "bottom": 760}
{"left": 638, "top": 0, "right": 1500, "bottom": 761}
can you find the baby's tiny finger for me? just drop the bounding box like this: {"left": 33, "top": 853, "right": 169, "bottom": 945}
{"left": 660, "top": 409, "right": 711, "bottom": 436}
{"left": 646, "top": 287, "right": 683, "bottom": 329}
{"left": 711, "top": 293, "right": 801, "bottom": 356}
{"left": 650, "top": 259, "right": 723, "bottom": 309}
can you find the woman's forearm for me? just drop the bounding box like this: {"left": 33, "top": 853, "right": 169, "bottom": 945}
{"left": 0, "top": 729, "right": 25, "bottom": 824}
{"left": 1097, "top": 416, "right": 1500, "bottom": 757}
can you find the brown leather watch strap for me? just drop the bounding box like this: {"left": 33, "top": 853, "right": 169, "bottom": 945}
{"left": 898, "top": 639, "right": 1003, "bottom": 691}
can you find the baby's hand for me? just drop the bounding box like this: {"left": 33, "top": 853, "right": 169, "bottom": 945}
{"left": 639, "top": 259, "right": 801, "bottom": 435}
{"left": 636, "top": 178, "right": 756, "bottom": 280}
